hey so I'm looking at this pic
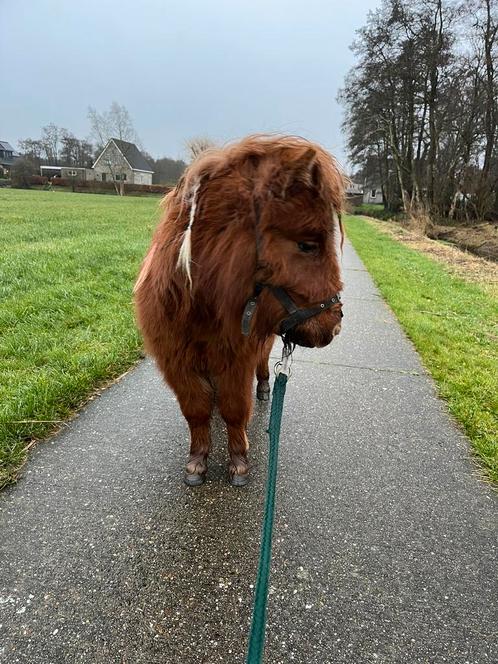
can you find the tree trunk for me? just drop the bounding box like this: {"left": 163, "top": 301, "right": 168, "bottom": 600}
{"left": 481, "top": 0, "right": 497, "bottom": 179}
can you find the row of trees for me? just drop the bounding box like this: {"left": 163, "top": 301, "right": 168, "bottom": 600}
{"left": 340, "top": 0, "right": 497, "bottom": 220}
{"left": 19, "top": 125, "right": 94, "bottom": 168}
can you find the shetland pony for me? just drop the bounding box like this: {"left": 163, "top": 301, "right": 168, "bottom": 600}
{"left": 134, "top": 135, "right": 344, "bottom": 486}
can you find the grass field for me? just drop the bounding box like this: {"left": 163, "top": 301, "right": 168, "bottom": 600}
{"left": 0, "top": 189, "right": 158, "bottom": 488}
{"left": 345, "top": 215, "right": 498, "bottom": 483}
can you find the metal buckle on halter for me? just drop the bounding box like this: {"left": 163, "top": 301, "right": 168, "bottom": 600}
{"left": 241, "top": 283, "right": 265, "bottom": 336}
{"left": 241, "top": 296, "right": 259, "bottom": 336}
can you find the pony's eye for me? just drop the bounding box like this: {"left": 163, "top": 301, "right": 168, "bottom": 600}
{"left": 297, "top": 241, "right": 319, "bottom": 254}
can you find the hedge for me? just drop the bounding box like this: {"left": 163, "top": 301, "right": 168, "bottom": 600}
{"left": 51, "top": 179, "right": 171, "bottom": 194}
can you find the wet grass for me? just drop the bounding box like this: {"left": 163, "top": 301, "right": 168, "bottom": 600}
{"left": 0, "top": 189, "right": 159, "bottom": 488}
{"left": 344, "top": 215, "right": 498, "bottom": 483}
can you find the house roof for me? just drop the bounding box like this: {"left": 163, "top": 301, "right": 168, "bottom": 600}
{"left": 110, "top": 139, "right": 153, "bottom": 172}
{"left": 0, "top": 141, "right": 19, "bottom": 166}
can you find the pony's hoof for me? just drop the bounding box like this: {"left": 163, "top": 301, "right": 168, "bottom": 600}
{"left": 184, "top": 472, "right": 205, "bottom": 487}
{"left": 229, "top": 454, "right": 249, "bottom": 486}
{"left": 256, "top": 379, "right": 270, "bottom": 401}
{"left": 230, "top": 472, "right": 249, "bottom": 487}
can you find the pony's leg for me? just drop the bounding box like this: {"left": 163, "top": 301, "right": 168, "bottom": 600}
{"left": 256, "top": 337, "right": 274, "bottom": 401}
{"left": 165, "top": 371, "right": 214, "bottom": 486}
{"left": 217, "top": 365, "right": 254, "bottom": 486}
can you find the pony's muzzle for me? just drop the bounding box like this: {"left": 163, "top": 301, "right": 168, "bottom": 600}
{"left": 285, "top": 311, "right": 342, "bottom": 348}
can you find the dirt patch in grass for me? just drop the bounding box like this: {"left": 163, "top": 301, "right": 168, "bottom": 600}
{"left": 429, "top": 223, "right": 498, "bottom": 263}
{"left": 359, "top": 216, "right": 498, "bottom": 298}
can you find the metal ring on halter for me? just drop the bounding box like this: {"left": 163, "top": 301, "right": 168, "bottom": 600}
{"left": 274, "top": 341, "right": 294, "bottom": 377}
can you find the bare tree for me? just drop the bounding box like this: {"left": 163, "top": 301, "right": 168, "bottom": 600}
{"left": 88, "top": 102, "right": 138, "bottom": 149}
{"left": 40, "top": 123, "right": 68, "bottom": 165}
{"left": 185, "top": 136, "right": 217, "bottom": 162}
{"left": 18, "top": 138, "right": 44, "bottom": 166}
{"left": 19, "top": 124, "right": 69, "bottom": 166}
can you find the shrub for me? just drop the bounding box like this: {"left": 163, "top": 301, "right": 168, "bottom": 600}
{"left": 352, "top": 204, "right": 403, "bottom": 222}
{"left": 11, "top": 158, "right": 37, "bottom": 189}
{"left": 28, "top": 175, "right": 48, "bottom": 186}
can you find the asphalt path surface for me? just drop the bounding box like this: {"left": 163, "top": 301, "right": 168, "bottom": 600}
{"left": 1, "top": 242, "right": 497, "bottom": 663}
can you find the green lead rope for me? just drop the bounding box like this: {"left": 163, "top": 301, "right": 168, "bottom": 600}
{"left": 246, "top": 370, "right": 288, "bottom": 664}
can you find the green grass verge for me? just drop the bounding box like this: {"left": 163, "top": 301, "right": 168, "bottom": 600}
{"left": 0, "top": 189, "right": 158, "bottom": 488}
{"left": 344, "top": 215, "right": 498, "bottom": 483}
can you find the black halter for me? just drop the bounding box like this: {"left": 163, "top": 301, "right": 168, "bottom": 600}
{"left": 241, "top": 282, "right": 342, "bottom": 337}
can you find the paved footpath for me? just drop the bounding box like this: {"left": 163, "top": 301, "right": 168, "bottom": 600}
{"left": 1, "top": 243, "right": 497, "bottom": 664}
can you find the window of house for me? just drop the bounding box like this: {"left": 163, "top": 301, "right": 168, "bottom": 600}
{"left": 115, "top": 173, "right": 126, "bottom": 181}
{"left": 101, "top": 173, "right": 106, "bottom": 182}
{"left": 68, "top": 170, "right": 77, "bottom": 177}
{"left": 371, "top": 189, "right": 376, "bottom": 198}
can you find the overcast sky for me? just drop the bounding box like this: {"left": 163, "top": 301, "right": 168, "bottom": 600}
{"left": 1, "top": 0, "right": 379, "bottom": 168}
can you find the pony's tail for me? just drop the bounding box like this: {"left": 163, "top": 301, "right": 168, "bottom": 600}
{"left": 176, "top": 180, "right": 201, "bottom": 288}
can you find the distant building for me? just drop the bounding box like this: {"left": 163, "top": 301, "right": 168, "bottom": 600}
{"left": 0, "top": 141, "right": 20, "bottom": 176}
{"left": 39, "top": 139, "right": 154, "bottom": 186}
{"left": 363, "top": 185, "right": 383, "bottom": 205}
{"left": 345, "top": 181, "right": 363, "bottom": 196}
{"left": 40, "top": 166, "right": 95, "bottom": 181}
{"left": 92, "top": 139, "right": 154, "bottom": 185}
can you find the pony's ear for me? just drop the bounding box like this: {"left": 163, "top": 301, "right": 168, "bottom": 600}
{"left": 277, "top": 147, "right": 319, "bottom": 198}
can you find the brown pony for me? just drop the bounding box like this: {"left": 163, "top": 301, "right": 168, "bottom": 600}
{"left": 134, "top": 135, "right": 344, "bottom": 486}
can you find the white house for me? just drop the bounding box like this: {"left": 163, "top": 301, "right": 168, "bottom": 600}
{"left": 92, "top": 139, "right": 154, "bottom": 185}
{"left": 363, "top": 185, "right": 383, "bottom": 205}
